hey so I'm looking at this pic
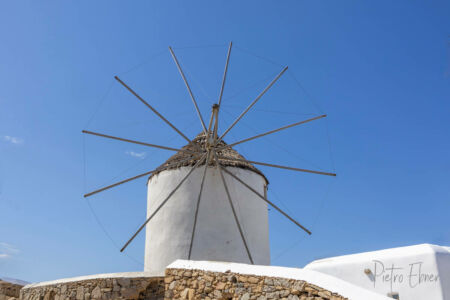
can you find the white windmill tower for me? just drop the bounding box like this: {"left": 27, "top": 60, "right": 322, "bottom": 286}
{"left": 82, "top": 42, "right": 336, "bottom": 274}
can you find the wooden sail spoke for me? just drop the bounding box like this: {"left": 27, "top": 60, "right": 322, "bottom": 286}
{"left": 217, "top": 156, "right": 336, "bottom": 177}
{"left": 84, "top": 153, "right": 204, "bottom": 198}
{"left": 213, "top": 151, "right": 254, "bottom": 264}
{"left": 217, "top": 66, "right": 288, "bottom": 144}
{"left": 214, "top": 42, "right": 233, "bottom": 142}
{"left": 217, "top": 114, "right": 327, "bottom": 150}
{"left": 82, "top": 130, "right": 200, "bottom": 154}
{"left": 205, "top": 104, "right": 218, "bottom": 149}
{"left": 169, "top": 46, "right": 207, "bottom": 133}
{"left": 114, "top": 76, "right": 191, "bottom": 143}
{"left": 84, "top": 170, "right": 153, "bottom": 198}
{"left": 218, "top": 42, "right": 232, "bottom": 107}
{"left": 218, "top": 164, "right": 311, "bottom": 235}
{"left": 188, "top": 151, "right": 212, "bottom": 259}
{"left": 120, "top": 153, "right": 207, "bottom": 252}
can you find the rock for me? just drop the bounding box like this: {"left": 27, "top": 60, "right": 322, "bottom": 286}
{"left": 184, "top": 271, "right": 192, "bottom": 278}
{"left": 117, "top": 278, "right": 130, "bottom": 288}
{"left": 164, "top": 276, "right": 174, "bottom": 284}
{"left": 188, "top": 288, "right": 195, "bottom": 300}
{"left": 191, "top": 280, "right": 198, "bottom": 289}
{"left": 292, "top": 281, "right": 305, "bottom": 292}
{"left": 216, "top": 282, "right": 226, "bottom": 290}
{"left": 241, "top": 292, "right": 250, "bottom": 300}
{"left": 247, "top": 277, "right": 260, "bottom": 284}
{"left": 180, "top": 288, "right": 189, "bottom": 299}
{"left": 266, "top": 291, "right": 279, "bottom": 299}
{"left": 43, "top": 291, "right": 54, "bottom": 300}
{"left": 121, "top": 287, "right": 139, "bottom": 299}
{"left": 76, "top": 286, "right": 84, "bottom": 300}
{"left": 318, "top": 290, "right": 331, "bottom": 298}
{"left": 60, "top": 285, "right": 67, "bottom": 294}
{"left": 91, "top": 286, "right": 101, "bottom": 299}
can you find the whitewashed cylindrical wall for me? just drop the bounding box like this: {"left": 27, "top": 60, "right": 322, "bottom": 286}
{"left": 144, "top": 166, "right": 270, "bottom": 274}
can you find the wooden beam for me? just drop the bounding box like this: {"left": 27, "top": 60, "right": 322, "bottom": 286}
{"left": 82, "top": 130, "right": 199, "bottom": 154}
{"left": 218, "top": 156, "right": 336, "bottom": 177}
{"left": 217, "top": 66, "right": 288, "bottom": 143}
{"left": 114, "top": 76, "right": 191, "bottom": 143}
{"left": 219, "top": 165, "right": 311, "bottom": 235}
{"left": 168, "top": 46, "right": 207, "bottom": 133}
{"left": 120, "top": 153, "right": 207, "bottom": 252}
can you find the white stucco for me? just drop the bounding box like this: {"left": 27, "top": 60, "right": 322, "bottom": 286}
{"left": 304, "top": 244, "right": 450, "bottom": 300}
{"left": 144, "top": 166, "right": 270, "bottom": 274}
{"left": 168, "top": 260, "right": 392, "bottom": 300}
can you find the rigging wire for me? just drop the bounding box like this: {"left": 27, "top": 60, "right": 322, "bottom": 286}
{"left": 234, "top": 45, "right": 284, "bottom": 68}
{"left": 220, "top": 107, "right": 327, "bottom": 172}
{"left": 221, "top": 104, "right": 317, "bottom": 117}
{"left": 82, "top": 97, "right": 200, "bottom": 266}
{"left": 232, "top": 44, "right": 326, "bottom": 117}
{"left": 271, "top": 178, "right": 335, "bottom": 263}
{"left": 84, "top": 117, "right": 200, "bottom": 193}
{"left": 287, "top": 69, "right": 324, "bottom": 115}
{"left": 83, "top": 134, "right": 144, "bottom": 268}
{"left": 324, "top": 119, "right": 336, "bottom": 172}
{"left": 117, "top": 49, "right": 167, "bottom": 77}
{"left": 218, "top": 108, "right": 336, "bottom": 263}
{"left": 83, "top": 42, "right": 337, "bottom": 266}
{"left": 171, "top": 43, "right": 228, "bottom": 50}
{"left": 84, "top": 79, "right": 115, "bottom": 129}
{"left": 219, "top": 70, "right": 279, "bottom": 105}
{"left": 180, "top": 63, "right": 215, "bottom": 105}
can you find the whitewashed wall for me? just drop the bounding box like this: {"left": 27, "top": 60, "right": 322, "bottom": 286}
{"left": 304, "top": 244, "right": 450, "bottom": 300}
{"left": 144, "top": 166, "right": 270, "bottom": 274}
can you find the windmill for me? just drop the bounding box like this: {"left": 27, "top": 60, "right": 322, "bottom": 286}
{"left": 82, "top": 42, "right": 336, "bottom": 273}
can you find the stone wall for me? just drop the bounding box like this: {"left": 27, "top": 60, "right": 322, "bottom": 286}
{"left": 164, "top": 268, "right": 347, "bottom": 300}
{"left": 0, "top": 280, "right": 23, "bottom": 300}
{"left": 20, "top": 276, "right": 164, "bottom": 300}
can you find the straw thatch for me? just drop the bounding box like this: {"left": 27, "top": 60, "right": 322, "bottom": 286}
{"left": 149, "top": 133, "right": 268, "bottom": 183}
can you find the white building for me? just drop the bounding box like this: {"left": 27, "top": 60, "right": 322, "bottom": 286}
{"left": 144, "top": 133, "right": 270, "bottom": 274}
{"left": 304, "top": 244, "right": 450, "bottom": 300}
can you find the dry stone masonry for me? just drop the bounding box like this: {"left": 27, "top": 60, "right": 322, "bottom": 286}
{"left": 0, "top": 280, "right": 23, "bottom": 300}
{"left": 17, "top": 261, "right": 380, "bottom": 299}
{"left": 20, "top": 276, "right": 164, "bottom": 300}
{"left": 164, "top": 268, "right": 347, "bottom": 300}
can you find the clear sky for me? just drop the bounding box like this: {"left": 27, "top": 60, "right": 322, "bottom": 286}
{"left": 0, "top": 1, "right": 449, "bottom": 283}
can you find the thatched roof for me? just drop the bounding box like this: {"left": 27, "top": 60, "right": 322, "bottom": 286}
{"left": 149, "top": 133, "right": 268, "bottom": 183}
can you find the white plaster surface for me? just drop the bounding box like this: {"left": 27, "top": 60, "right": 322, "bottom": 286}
{"left": 168, "top": 260, "right": 391, "bottom": 300}
{"left": 22, "top": 271, "right": 162, "bottom": 289}
{"left": 304, "top": 244, "right": 450, "bottom": 300}
{"left": 144, "top": 166, "right": 270, "bottom": 274}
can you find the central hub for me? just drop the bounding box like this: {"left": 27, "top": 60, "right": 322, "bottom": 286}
{"left": 205, "top": 103, "right": 220, "bottom": 150}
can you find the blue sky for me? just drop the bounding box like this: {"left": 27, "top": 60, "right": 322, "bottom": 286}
{"left": 0, "top": 1, "right": 449, "bottom": 283}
